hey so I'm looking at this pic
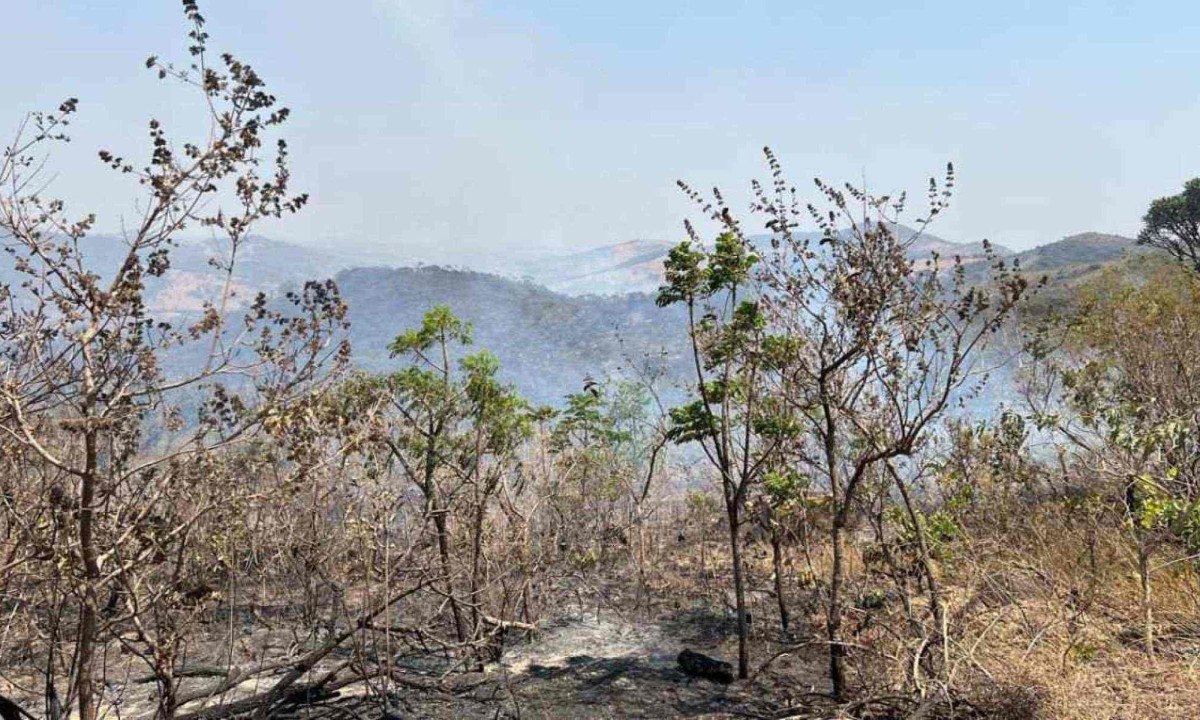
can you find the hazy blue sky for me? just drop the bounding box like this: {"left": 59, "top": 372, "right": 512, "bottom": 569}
{"left": 5, "top": 1, "right": 1200, "bottom": 261}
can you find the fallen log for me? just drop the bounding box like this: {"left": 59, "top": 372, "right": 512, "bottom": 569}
{"left": 677, "top": 649, "right": 734, "bottom": 683}
{"left": 173, "top": 577, "right": 432, "bottom": 720}
{"left": 132, "top": 666, "right": 230, "bottom": 684}
{"left": 480, "top": 614, "right": 538, "bottom": 633}
{"left": 0, "top": 694, "right": 35, "bottom": 720}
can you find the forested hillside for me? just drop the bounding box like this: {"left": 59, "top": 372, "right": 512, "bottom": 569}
{"left": 335, "top": 265, "right": 690, "bottom": 404}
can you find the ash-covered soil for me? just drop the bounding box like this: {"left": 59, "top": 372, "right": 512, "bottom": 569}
{"left": 273, "top": 608, "right": 828, "bottom": 719}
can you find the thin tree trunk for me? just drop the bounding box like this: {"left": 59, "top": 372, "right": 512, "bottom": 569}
{"left": 827, "top": 518, "right": 847, "bottom": 699}
{"left": 76, "top": 432, "right": 100, "bottom": 720}
{"left": 727, "top": 507, "right": 749, "bottom": 679}
{"left": 470, "top": 506, "right": 484, "bottom": 634}
{"left": 468, "top": 490, "right": 493, "bottom": 664}
{"left": 1140, "top": 545, "right": 1154, "bottom": 657}
{"left": 770, "top": 524, "right": 790, "bottom": 632}
{"left": 433, "top": 509, "right": 467, "bottom": 644}
{"left": 156, "top": 670, "right": 177, "bottom": 720}
{"left": 76, "top": 592, "right": 98, "bottom": 720}
{"left": 890, "top": 463, "right": 947, "bottom": 678}
{"left": 821, "top": 386, "right": 848, "bottom": 700}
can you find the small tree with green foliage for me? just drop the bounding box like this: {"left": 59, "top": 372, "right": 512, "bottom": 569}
{"left": 369, "top": 305, "right": 531, "bottom": 653}
{"left": 1027, "top": 259, "right": 1200, "bottom": 656}
{"left": 657, "top": 230, "right": 781, "bottom": 679}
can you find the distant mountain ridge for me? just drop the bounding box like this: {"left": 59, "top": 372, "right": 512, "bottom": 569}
{"left": 0, "top": 234, "right": 373, "bottom": 317}
{"left": 513, "top": 239, "right": 676, "bottom": 295}
{"left": 18, "top": 226, "right": 1135, "bottom": 312}
{"left": 509, "top": 225, "right": 1014, "bottom": 295}
{"left": 0, "top": 227, "right": 1142, "bottom": 404}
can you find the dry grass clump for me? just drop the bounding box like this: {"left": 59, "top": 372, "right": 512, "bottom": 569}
{"left": 930, "top": 508, "right": 1200, "bottom": 719}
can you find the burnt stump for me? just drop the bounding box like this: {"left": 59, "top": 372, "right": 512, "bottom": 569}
{"left": 676, "top": 649, "right": 734, "bottom": 684}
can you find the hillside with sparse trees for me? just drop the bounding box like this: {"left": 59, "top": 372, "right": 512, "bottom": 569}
{"left": 3, "top": 5, "right": 1200, "bottom": 720}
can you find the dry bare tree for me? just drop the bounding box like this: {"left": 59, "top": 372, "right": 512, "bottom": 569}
{"left": 0, "top": 3, "right": 349, "bottom": 717}
{"left": 713, "top": 148, "right": 1033, "bottom": 698}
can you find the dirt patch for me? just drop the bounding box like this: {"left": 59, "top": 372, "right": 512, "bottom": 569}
{"left": 274, "top": 609, "right": 824, "bottom": 719}
{"left": 500, "top": 615, "right": 672, "bottom": 674}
